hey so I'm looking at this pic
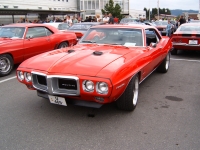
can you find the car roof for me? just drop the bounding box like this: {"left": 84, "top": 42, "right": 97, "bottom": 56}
{"left": 74, "top": 22, "right": 104, "bottom": 25}
{"left": 2, "top": 23, "right": 50, "bottom": 28}
{"left": 181, "top": 23, "right": 200, "bottom": 26}
{"left": 90, "top": 24, "right": 156, "bottom": 30}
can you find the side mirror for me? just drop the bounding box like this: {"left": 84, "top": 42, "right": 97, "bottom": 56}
{"left": 150, "top": 42, "right": 157, "bottom": 48}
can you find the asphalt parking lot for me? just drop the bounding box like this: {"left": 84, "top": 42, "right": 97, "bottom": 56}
{"left": 0, "top": 50, "right": 200, "bottom": 150}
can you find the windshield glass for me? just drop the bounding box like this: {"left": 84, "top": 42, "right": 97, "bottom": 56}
{"left": 0, "top": 27, "right": 25, "bottom": 38}
{"left": 80, "top": 28, "right": 143, "bottom": 47}
{"left": 69, "top": 24, "right": 92, "bottom": 30}
{"left": 178, "top": 25, "right": 200, "bottom": 32}
{"left": 154, "top": 21, "right": 168, "bottom": 26}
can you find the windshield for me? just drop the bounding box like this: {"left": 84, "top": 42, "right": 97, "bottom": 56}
{"left": 58, "top": 23, "right": 70, "bottom": 30}
{"left": 0, "top": 27, "right": 25, "bottom": 38}
{"left": 80, "top": 28, "right": 143, "bottom": 47}
{"left": 120, "top": 18, "right": 137, "bottom": 23}
{"left": 69, "top": 24, "right": 92, "bottom": 30}
{"left": 154, "top": 21, "right": 168, "bottom": 26}
{"left": 178, "top": 25, "right": 200, "bottom": 32}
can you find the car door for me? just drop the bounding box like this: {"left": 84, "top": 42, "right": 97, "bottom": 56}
{"left": 23, "top": 26, "right": 53, "bottom": 60}
{"left": 145, "top": 29, "right": 163, "bottom": 70}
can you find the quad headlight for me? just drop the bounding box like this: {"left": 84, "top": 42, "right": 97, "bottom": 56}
{"left": 24, "top": 72, "right": 32, "bottom": 82}
{"left": 83, "top": 80, "right": 94, "bottom": 92}
{"left": 17, "top": 71, "right": 24, "bottom": 81}
{"left": 96, "top": 82, "right": 108, "bottom": 94}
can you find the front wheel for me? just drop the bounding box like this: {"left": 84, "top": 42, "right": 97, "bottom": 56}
{"left": 157, "top": 52, "right": 170, "bottom": 73}
{"left": 116, "top": 74, "right": 139, "bottom": 111}
{"left": 0, "top": 54, "right": 14, "bottom": 77}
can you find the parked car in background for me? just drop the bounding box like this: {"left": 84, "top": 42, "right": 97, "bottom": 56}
{"left": 120, "top": 18, "right": 138, "bottom": 24}
{"left": 67, "top": 22, "right": 104, "bottom": 40}
{"left": 0, "top": 23, "right": 77, "bottom": 76}
{"left": 17, "top": 24, "right": 172, "bottom": 111}
{"left": 171, "top": 23, "right": 200, "bottom": 55}
{"left": 189, "top": 20, "right": 200, "bottom": 23}
{"left": 45, "top": 23, "right": 70, "bottom": 31}
{"left": 154, "top": 21, "right": 174, "bottom": 35}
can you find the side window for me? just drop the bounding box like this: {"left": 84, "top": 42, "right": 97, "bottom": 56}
{"left": 26, "top": 27, "right": 47, "bottom": 39}
{"left": 145, "top": 29, "right": 161, "bottom": 46}
{"left": 45, "top": 28, "right": 53, "bottom": 36}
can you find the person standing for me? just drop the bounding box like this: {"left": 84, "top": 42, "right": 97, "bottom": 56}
{"left": 103, "top": 13, "right": 109, "bottom": 24}
{"left": 166, "top": 19, "right": 172, "bottom": 37}
{"left": 114, "top": 16, "right": 119, "bottom": 24}
{"left": 178, "top": 16, "right": 186, "bottom": 27}
{"left": 108, "top": 13, "right": 114, "bottom": 24}
{"left": 66, "top": 16, "right": 72, "bottom": 26}
{"left": 96, "top": 14, "right": 101, "bottom": 22}
{"left": 72, "top": 16, "right": 78, "bottom": 24}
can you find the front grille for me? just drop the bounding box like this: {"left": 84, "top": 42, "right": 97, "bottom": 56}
{"left": 32, "top": 73, "right": 48, "bottom": 92}
{"left": 158, "top": 28, "right": 163, "bottom": 31}
{"left": 51, "top": 77, "right": 79, "bottom": 95}
{"left": 37, "top": 75, "right": 47, "bottom": 86}
{"left": 182, "top": 34, "right": 192, "bottom": 37}
{"left": 31, "top": 72, "right": 80, "bottom": 96}
{"left": 58, "top": 78, "right": 77, "bottom": 90}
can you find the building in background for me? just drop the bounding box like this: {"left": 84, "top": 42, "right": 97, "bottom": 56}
{"left": 79, "top": 0, "right": 129, "bottom": 19}
{"left": 129, "top": 0, "right": 146, "bottom": 19}
{"left": 0, "top": 0, "right": 79, "bottom": 24}
{"left": 0, "top": 0, "right": 77, "bottom": 11}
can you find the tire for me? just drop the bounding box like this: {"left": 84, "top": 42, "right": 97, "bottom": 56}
{"left": 116, "top": 74, "right": 139, "bottom": 111}
{"left": 0, "top": 54, "right": 13, "bottom": 77}
{"left": 58, "top": 42, "right": 68, "bottom": 49}
{"left": 157, "top": 52, "right": 170, "bottom": 73}
{"left": 171, "top": 48, "right": 177, "bottom": 55}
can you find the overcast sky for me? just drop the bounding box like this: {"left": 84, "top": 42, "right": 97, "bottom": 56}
{"left": 129, "top": 0, "right": 199, "bottom": 10}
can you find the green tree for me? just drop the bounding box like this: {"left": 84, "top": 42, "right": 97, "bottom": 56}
{"left": 101, "top": 0, "right": 123, "bottom": 20}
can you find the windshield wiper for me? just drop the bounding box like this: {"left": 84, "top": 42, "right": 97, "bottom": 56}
{"left": 82, "top": 40, "right": 96, "bottom": 43}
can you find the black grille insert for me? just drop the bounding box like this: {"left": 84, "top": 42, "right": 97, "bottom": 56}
{"left": 58, "top": 78, "right": 77, "bottom": 90}
{"left": 37, "top": 75, "right": 47, "bottom": 86}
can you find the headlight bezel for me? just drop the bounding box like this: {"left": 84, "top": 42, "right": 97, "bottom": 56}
{"left": 17, "top": 71, "right": 24, "bottom": 81}
{"left": 96, "top": 82, "right": 109, "bottom": 94}
{"left": 24, "top": 72, "right": 32, "bottom": 82}
{"left": 83, "top": 80, "right": 94, "bottom": 92}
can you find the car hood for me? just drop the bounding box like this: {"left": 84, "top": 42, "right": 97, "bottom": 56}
{"left": 20, "top": 44, "right": 135, "bottom": 76}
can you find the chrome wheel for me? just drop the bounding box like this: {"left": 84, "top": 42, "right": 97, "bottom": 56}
{"left": 133, "top": 76, "right": 139, "bottom": 106}
{"left": 58, "top": 42, "right": 68, "bottom": 49}
{"left": 0, "top": 57, "right": 11, "bottom": 73}
{"left": 165, "top": 53, "right": 170, "bottom": 70}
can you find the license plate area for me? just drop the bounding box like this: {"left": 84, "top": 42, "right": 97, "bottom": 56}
{"left": 48, "top": 95, "right": 67, "bottom": 106}
{"left": 189, "top": 40, "right": 198, "bottom": 45}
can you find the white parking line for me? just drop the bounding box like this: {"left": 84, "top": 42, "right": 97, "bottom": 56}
{"left": 171, "top": 58, "right": 200, "bottom": 63}
{"left": 0, "top": 76, "right": 17, "bottom": 84}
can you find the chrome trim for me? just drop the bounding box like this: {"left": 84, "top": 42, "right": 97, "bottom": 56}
{"left": 31, "top": 72, "right": 48, "bottom": 92}
{"left": 96, "top": 82, "right": 109, "bottom": 95}
{"left": 173, "top": 42, "right": 200, "bottom": 47}
{"left": 31, "top": 72, "right": 80, "bottom": 96}
{"left": 47, "top": 75, "right": 80, "bottom": 96}
{"left": 82, "top": 80, "right": 94, "bottom": 93}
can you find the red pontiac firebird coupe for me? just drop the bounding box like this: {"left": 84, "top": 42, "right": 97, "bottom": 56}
{"left": 0, "top": 23, "right": 77, "bottom": 76}
{"left": 17, "top": 25, "right": 172, "bottom": 111}
{"left": 171, "top": 23, "right": 200, "bottom": 55}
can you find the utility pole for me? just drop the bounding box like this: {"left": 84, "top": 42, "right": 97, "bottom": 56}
{"left": 157, "top": 0, "right": 159, "bottom": 20}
